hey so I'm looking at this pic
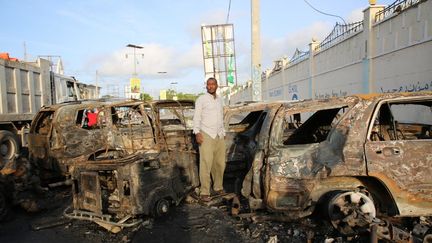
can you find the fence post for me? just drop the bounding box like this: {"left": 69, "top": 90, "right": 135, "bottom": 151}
{"left": 308, "top": 39, "right": 319, "bottom": 99}
{"left": 362, "top": 3, "right": 385, "bottom": 93}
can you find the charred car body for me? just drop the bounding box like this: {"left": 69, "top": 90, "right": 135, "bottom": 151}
{"left": 28, "top": 99, "right": 156, "bottom": 180}
{"left": 225, "top": 92, "right": 432, "bottom": 236}
{"left": 62, "top": 100, "right": 199, "bottom": 226}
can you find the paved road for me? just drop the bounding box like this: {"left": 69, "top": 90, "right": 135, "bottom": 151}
{"left": 0, "top": 189, "right": 368, "bottom": 243}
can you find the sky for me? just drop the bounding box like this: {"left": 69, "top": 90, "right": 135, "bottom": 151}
{"left": 1, "top": 0, "right": 395, "bottom": 98}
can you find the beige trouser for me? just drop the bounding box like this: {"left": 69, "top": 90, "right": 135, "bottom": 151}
{"left": 199, "top": 132, "right": 226, "bottom": 196}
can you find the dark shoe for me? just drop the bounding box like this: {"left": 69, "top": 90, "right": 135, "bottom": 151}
{"left": 200, "top": 195, "right": 211, "bottom": 202}
{"left": 214, "top": 190, "right": 227, "bottom": 196}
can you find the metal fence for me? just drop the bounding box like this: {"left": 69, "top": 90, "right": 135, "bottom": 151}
{"left": 375, "top": 0, "right": 424, "bottom": 23}
{"left": 314, "top": 21, "right": 363, "bottom": 53}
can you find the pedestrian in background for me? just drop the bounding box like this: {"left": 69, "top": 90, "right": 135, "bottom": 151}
{"left": 193, "top": 77, "right": 226, "bottom": 202}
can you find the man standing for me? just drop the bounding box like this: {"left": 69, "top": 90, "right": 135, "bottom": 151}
{"left": 193, "top": 77, "right": 226, "bottom": 202}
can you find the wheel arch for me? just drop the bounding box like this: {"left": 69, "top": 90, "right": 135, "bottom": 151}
{"left": 309, "top": 176, "right": 399, "bottom": 216}
{"left": 142, "top": 185, "right": 176, "bottom": 215}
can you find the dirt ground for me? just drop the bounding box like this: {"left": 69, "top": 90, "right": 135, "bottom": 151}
{"left": 0, "top": 187, "right": 376, "bottom": 243}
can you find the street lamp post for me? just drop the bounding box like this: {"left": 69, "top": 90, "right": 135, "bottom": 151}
{"left": 126, "top": 44, "right": 144, "bottom": 77}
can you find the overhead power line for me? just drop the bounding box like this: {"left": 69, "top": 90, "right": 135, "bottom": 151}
{"left": 303, "top": 0, "right": 347, "bottom": 25}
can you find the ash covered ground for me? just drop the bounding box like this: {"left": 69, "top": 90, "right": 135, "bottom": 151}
{"left": 0, "top": 188, "right": 374, "bottom": 243}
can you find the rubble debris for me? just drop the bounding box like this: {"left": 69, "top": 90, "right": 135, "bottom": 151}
{"left": 199, "top": 193, "right": 236, "bottom": 207}
{"left": 48, "top": 179, "right": 72, "bottom": 188}
{"left": 95, "top": 220, "right": 122, "bottom": 233}
{"left": 231, "top": 195, "right": 240, "bottom": 216}
{"left": 267, "top": 235, "right": 277, "bottom": 243}
{"left": 31, "top": 217, "right": 72, "bottom": 231}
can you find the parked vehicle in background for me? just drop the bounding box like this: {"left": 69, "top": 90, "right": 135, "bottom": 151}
{"left": 0, "top": 54, "right": 98, "bottom": 221}
{"left": 0, "top": 55, "right": 98, "bottom": 170}
{"left": 28, "top": 99, "right": 150, "bottom": 180}
{"left": 225, "top": 92, "right": 432, "bottom": 237}
{"left": 64, "top": 100, "right": 199, "bottom": 228}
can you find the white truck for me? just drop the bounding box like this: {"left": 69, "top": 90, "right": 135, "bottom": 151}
{"left": 0, "top": 56, "right": 98, "bottom": 168}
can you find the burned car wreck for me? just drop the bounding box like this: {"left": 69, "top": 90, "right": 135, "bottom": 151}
{"left": 63, "top": 100, "right": 199, "bottom": 228}
{"left": 224, "top": 92, "right": 432, "bottom": 239}
{"left": 27, "top": 92, "right": 432, "bottom": 239}
{"left": 28, "top": 99, "right": 158, "bottom": 180}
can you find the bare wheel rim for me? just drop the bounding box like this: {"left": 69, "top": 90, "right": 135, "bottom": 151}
{"left": 327, "top": 191, "right": 376, "bottom": 235}
{"left": 155, "top": 199, "right": 170, "bottom": 216}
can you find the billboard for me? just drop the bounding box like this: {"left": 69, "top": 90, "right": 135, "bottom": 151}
{"left": 201, "top": 24, "right": 237, "bottom": 87}
{"left": 130, "top": 78, "right": 141, "bottom": 93}
{"left": 159, "top": 89, "right": 167, "bottom": 100}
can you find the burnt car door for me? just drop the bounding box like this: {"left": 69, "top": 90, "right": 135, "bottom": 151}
{"left": 224, "top": 105, "right": 275, "bottom": 194}
{"left": 364, "top": 97, "right": 432, "bottom": 216}
{"left": 28, "top": 109, "right": 56, "bottom": 170}
{"left": 156, "top": 101, "right": 199, "bottom": 188}
{"left": 263, "top": 102, "right": 350, "bottom": 212}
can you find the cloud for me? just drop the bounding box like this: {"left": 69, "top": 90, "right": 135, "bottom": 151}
{"left": 84, "top": 19, "right": 337, "bottom": 92}
{"left": 93, "top": 42, "right": 202, "bottom": 79}
{"left": 346, "top": 8, "right": 364, "bottom": 23}
{"left": 261, "top": 21, "right": 332, "bottom": 68}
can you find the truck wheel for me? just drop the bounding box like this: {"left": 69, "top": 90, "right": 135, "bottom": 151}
{"left": 0, "top": 190, "right": 9, "bottom": 221}
{"left": 327, "top": 191, "right": 376, "bottom": 235}
{"left": 0, "top": 130, "right": 20, "bottom": 168}
{"left": 153, "top": 198, "right": 170, "bottom": 217}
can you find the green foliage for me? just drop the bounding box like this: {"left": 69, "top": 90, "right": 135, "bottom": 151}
{"left": 165, "top": 89, "right": 201, "bottom": 101}
{"left": 140, "top": 93, "right": 153, "bottom": 101}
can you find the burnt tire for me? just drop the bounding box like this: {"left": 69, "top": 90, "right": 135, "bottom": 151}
{"left": 326, "top": 191, "right": 376, "bottom": 235}
{"left": 0, "top": 130, "right": 20, "bottom": 168}
{"left": 153, "top": 198, "right": 170, "bottom": 217}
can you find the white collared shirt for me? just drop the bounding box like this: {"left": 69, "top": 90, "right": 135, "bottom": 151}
{"left": 193, "top": 93, "right": 225, "bottom": 139}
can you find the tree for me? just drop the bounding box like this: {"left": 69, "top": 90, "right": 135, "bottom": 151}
{"left": 167, "top": 89, "right": 201, "bottom": 101}
{"left": 140, "top": 93, "right": 153, "bottom": 101}
{"left": 176, "top": 92, "right": 202, "bottom": 101}
{"left": 165, "top": 89, "right": 201, "bottom": 101}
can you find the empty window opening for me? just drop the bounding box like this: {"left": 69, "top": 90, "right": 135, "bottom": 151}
{"left": 371, "top": 101, "right": 432, "bottom": 141}
{"left": 283, "top": 107, "right": 347, "bottom": 145}
{"left": 76, "top": 108, "right": 101, "bottom": 129}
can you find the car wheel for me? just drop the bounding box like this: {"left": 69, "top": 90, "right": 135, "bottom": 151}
{"left": 327, "top": 190, "right": 376, "bottom": 235}
{"left": 153, "top": 198, "right": 170, "bottom": 217}
{"left": 0, "top": 130, "right": 20, "bottom": 169}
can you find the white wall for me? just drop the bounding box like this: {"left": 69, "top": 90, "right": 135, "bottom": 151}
{"left": 228, "top": 0, "right": 432, "bottom": 103}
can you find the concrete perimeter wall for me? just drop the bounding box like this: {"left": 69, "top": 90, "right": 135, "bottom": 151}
{"left": 228, "top": 0, "right": 432, "bottom": 104}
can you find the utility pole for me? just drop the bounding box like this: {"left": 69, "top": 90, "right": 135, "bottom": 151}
{"left": 95, "top": 70, "right": 99, "bottom": 98}
{"left": 23, "top": 42, "right": 28, "bottom": 61}
{"left": 251, "top": 0, "right": 262, "bottom": 101}
{"left": 126, "top": 44, "right": 144, "bottom": 77}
